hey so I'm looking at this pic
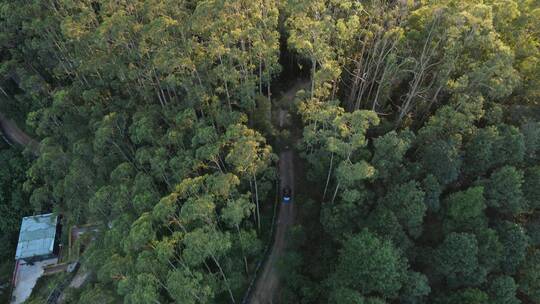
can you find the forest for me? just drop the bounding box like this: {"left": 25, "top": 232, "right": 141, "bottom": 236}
{"left": 0, "top": 0, "right": 539, "bottom": 303}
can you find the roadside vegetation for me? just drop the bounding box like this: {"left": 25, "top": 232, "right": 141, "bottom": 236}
{"left": 0, "top": 142, "right": 32, "bottom": 302}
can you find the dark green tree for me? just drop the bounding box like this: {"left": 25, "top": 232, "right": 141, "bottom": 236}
{"left": 497, "top": 221, "right": 529, "bottom": 274}
{"left": 518, "top": 249, "right": 540, "bottom": 303}
{"left": 330, "top": 229, "right": 408, "bottom": 299}
{"left": 432, "top": 233, "right": 486, "bottom": 288}
{"left": 488, "top": 276, "right": 520, "bottom": 304}
{"left": 442, "top": 187, "right": 486, "bottom": 234}
{"left": 485, "top": 166, "right": 526, "bottom": 215}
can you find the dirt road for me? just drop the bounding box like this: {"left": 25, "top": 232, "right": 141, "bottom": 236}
{"left": 248, "top": 80, "right": 309, "bottom": 304}
{"left": 0, "top": 112, "right": 39, "bottom": 154}
{"left": 250, "top": 149, "right": 295, "bottom": 304}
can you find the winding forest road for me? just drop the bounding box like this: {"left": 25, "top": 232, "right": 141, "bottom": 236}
{"left": 0, "top": 112, "right": 39, "bottom": 154}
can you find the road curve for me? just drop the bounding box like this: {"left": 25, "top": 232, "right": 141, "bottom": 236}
{"left": 250, "top": 149, "right": 296, "bottom": 304}
{"left": 0, "top": 112, "right": 39, "bottom": 154}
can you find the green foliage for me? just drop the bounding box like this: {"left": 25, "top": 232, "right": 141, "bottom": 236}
{"left": 372, "top": 130, "right": 414, "bottom": 181}
{"left": 526, "top": 220, "right": 540, "bottom": 246}
{"left": 400, "top": 271, "right": 431, "bottom": 303}
{"left": 488, "top": 276, "right": 520, "bottom": 304}
{"left": 464, "top": 126, "right": 499, "bottom": 176}
{"left": 420, "top": 139, "right": 462, "bottom": 185}
{"left": 167, "top": 268, "right": 213, "bottom": 303}
{"left": 492, "top": 125, "right": 526, "bottom": 167}
{"left": 436, "top": 288, "right": 489, "bottom": 304}
{"left": 497, "top": 221, "right": 529, "bottom": 274}
{"left": 0, "top": 146, "right": 32, "bottom": 254}
{"left": 77, "top": 284, "right": 118, "bottom": 303}
{"left": 476, "top": 227, "right": 504, "bottom": 273}
{"left": 433, "top": 233, "right": 486, "bottom": 288}
{"left": 0, "top": 145, "right": 32, "bottom": 300}
{"left": 518, "top": 249, "right": 540, "bottom": 303}
{"left": 328, "top": 288, "right": 366, "bottom": 304}
{"left": 1, "top": 0, "right": 539, "bottom": 303}
{"left": 485, "top": 166, "right": 526, "bottom": 215}
{"left": 522, "top": 121, "right": 540, "bottom": 162}
{"left": 523, "top": 166, "right": 540, "bottom": 209}
{"left": 330, "top": 229, "right": 408, "bottom": 299}
{"left": 422, "top": 174, "right": 442, "bottom": 212}
{"left": 365, "top": 206, "right": 412, "bottom": 253}
{"left": 329, "top": 288, "right": 387, "bottom": 304}
{"left": 442, "top": 187, "right": 486, "bottom": 233}
{"left": 381, "top": 181, "right": 426, "bottom": 238}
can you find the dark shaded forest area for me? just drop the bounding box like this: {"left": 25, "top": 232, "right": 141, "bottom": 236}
{"left": 0, "top": 0, "right": 539, "bottom": 303}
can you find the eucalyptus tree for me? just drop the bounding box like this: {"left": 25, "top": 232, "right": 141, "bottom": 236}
{"left": 286, "top": 0, "right": 365, "bottom": 99}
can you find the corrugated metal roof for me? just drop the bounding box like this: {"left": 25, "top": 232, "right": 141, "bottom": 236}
{"left": 15, "top": 213, "right": 57, "bottom": 260}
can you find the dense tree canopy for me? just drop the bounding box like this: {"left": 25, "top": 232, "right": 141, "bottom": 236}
{"left": 0, "top": 0, "right": 538, "bottom": 303}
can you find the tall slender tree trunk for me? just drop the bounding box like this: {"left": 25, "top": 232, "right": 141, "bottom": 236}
{"left": 218, "top": 55, "right": 232, "bottom": 111}
{"left": 322, "top": 152, "right": 334, "bottom": 202}
{"left": 311, "top": 56, "right": 316, "bottom": 99}
{"left": 211, "top": 255, "right": 236, "bottom": 304}
{"left": 259, "top": 60, "right": 263, "bottom": 95}
{"left": 398, "top": 15, "right": 440, "bottom": 125}
{"left": 236, "top": 224, "right": 249, "bottom": 275}
{"left": 253, "top": 173, "right": 261, "bottom": 231}
{"left": 331, "top": 181, "right": 340, "bottom": 204}
{"left": 266, "top": 59, "right": 271, "bottom": 103}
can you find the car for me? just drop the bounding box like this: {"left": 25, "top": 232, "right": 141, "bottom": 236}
{"left": 282, "top": 186, "right": 292, "bottom": 203}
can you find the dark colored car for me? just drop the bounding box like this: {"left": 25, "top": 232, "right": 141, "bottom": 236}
{"left": 282, "top": 186, "right": 292, "bottom": 203}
